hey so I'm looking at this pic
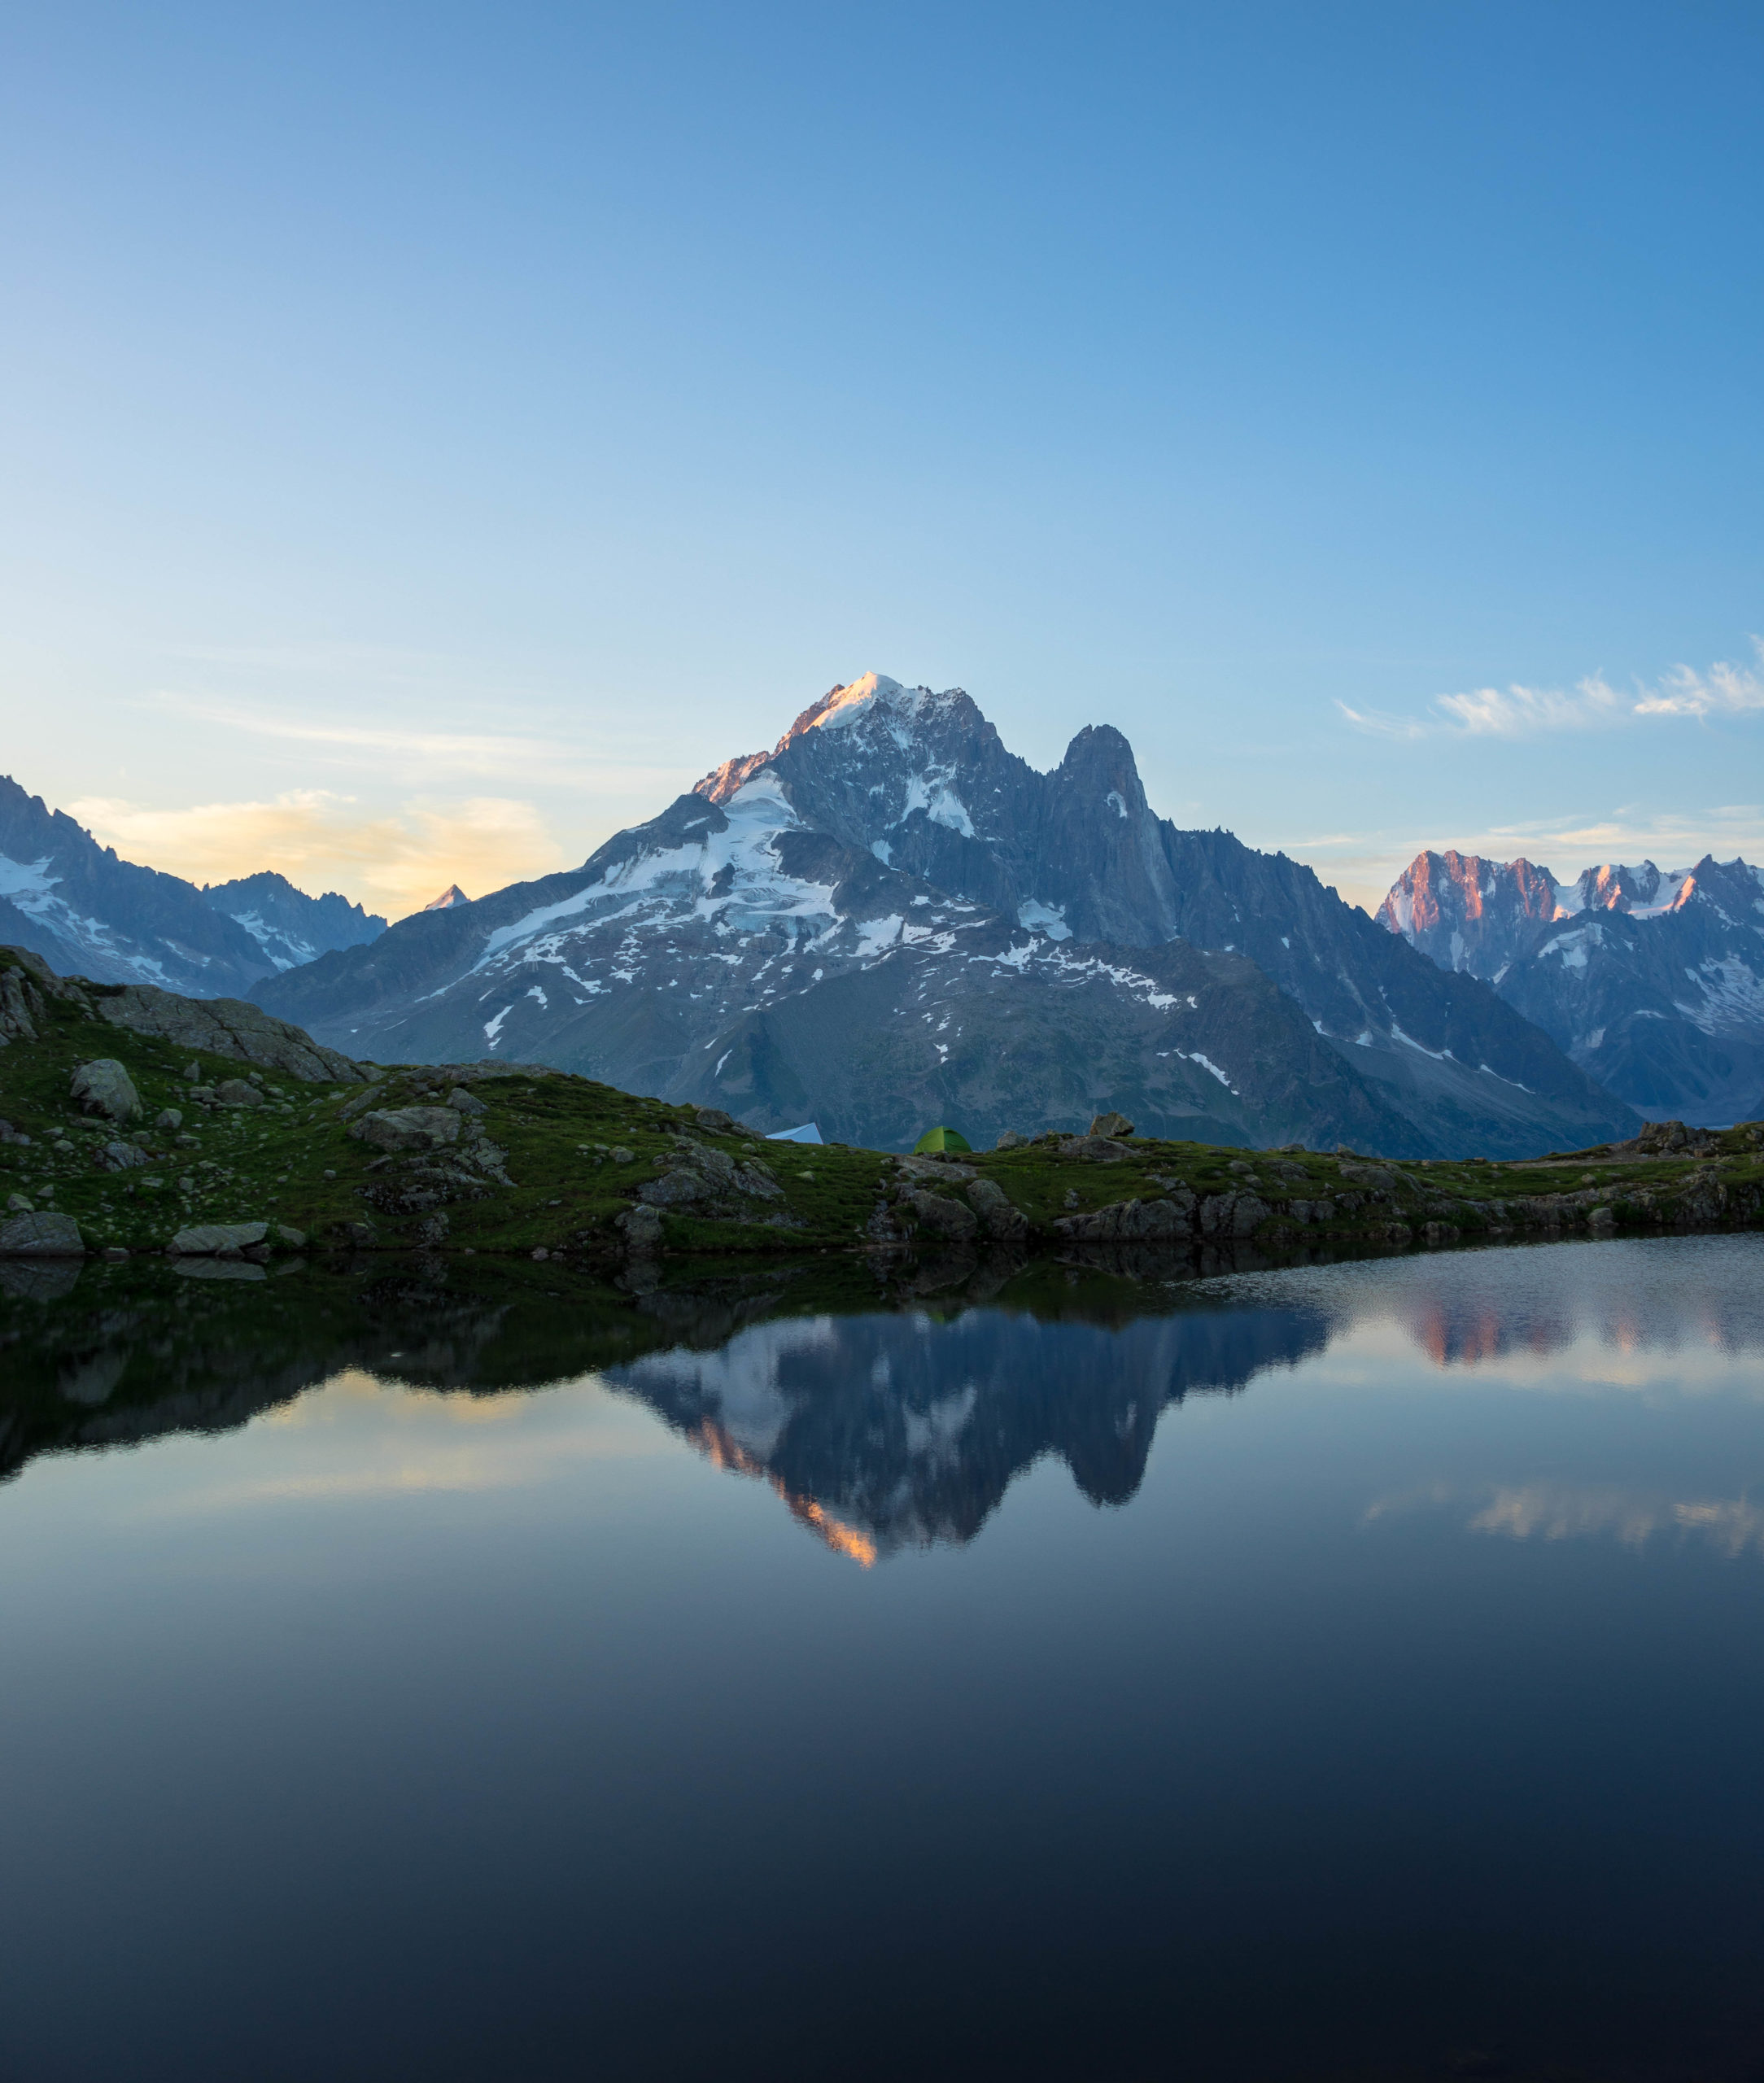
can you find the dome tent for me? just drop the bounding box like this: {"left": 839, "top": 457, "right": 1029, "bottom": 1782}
{"left": 913, "top": 1125, "right": 972, "bottom": 1155}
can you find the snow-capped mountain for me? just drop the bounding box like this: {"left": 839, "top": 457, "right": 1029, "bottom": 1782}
{"left": 423, "top": 884, "right": 470, "bottom": 911}
{"left": 0, "top": 774, "right": 384, "bottom": 998}
{"left": 255, "top": 675, "right": 1632, "bottom": 1156}
{"left": 203, "top": 871, "right": 385, "bottom": 972}
{"left": 1381, "top": 849, "right": 1764, "bottom": 1124}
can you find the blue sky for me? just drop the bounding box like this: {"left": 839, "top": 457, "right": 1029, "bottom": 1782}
{"left": 2, "top": 2, "right": 1760, "bottom": 912}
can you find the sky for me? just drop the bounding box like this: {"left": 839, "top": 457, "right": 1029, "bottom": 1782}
{"left": 2, "top": 1, "right": 1760, "bottom": 916}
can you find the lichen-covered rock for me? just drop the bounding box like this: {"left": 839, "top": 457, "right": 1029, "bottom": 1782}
{"left": 1089, "top": 1111, "right": 1135, "bottom": 1138}
{"left": 994, "top": 1129, "right": 1028, "bottom": 1150}
{"left": 70, "top": 1059, "right": 142, "bottom": 1122}
{"left": 905, "top": 1190, "right": 979, "bottom": 1240}
{"left": 97, "top": 1140, "right": 149, "bottom": 1171}
{"left": 694, "top": 1106, "right": 737, "bottom": 1132}
{"left": 154, "top": 1107, "right": 183, "bottom": 1130}
{"left": 0, "top": 963, "right": 45, "bottom": 1043}
{"left": 168, "top": 1221, "right": 269, "bottom": 1255}
{"left": 447, "top": 1086, "right": 488, "bottom": 1116}
{"left": 351, "top": 1106, "right": 461, "bottom": 1152}
{"left": 966, "top": 1177, "right": 1027, "bottom": 1239}
{"left": 214, "top": 1079, "right": 264, "bottom": 1107}
{"left": 0, "top": 1211, "right": 85, "bottom": 1256}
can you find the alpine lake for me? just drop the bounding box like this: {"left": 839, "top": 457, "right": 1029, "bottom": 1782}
{"left": 3, "top": 1229, "right": 1763, "bottom": 2083}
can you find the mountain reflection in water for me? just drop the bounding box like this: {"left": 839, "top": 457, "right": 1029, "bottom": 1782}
{"left": 3, "top": 1234, "right": 1764, "bottom": 2083}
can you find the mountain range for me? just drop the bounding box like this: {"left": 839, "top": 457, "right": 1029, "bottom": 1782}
{"left": 251, "top": 675, "right": 1635, "bottom": 1156}
{"left": 0, "top": 775, "right": 385, "bottom": 996}
{"left": 1380, "top": 848, "right": 1764, "bottom": 1125}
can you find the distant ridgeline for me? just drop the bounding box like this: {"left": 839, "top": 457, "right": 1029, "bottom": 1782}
{"left": 252, "top": 675, "right": 1637, "bottom": 1158}
{"left": 0, "top": 775, "right": 384, "bottom": 998}
{"left": 1381, "top": 849, "right": 1764, "bottom": 1128}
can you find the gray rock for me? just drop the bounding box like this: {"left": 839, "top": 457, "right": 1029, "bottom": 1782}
{"left": 1089, "top": 1111, "right": 1135, "bottom": 1138}
{"left": 735, "top": 1160, "right": 783, "bottom": 1199}
{"left": 173, "top": 1258, "right": 267, "bottom": 1281}
{"left": 214, "top": 1078, "right": 264, "bottom": 1107}
{"left": 0, "top": 1211, "right": 85, "bottom": 1256}
{"left": 694, "top": 1106, "right": 737, "bottom": 1132}
{"left": 97, "top": 1140, "right": 149, "bottom": 1171}
{"left": 616, "top": 1204, "right": 664, "bottom": 1253}
{"left": 906, "top": 1190, "right": 978, "bottom": 1240}
{"left": 155, "top": 1107, "right": 184, "bottom": 1130}
{"left": 351, "top": 1107, "right": 461, "bottom": 1152}
{"left": 1058, "top": 1134, "right": 1133, "bottom": 1162}
{"left": 70, "top": 1059, "right": 142, "bottom": 1122}
{"left": 7, "top": 1193, "right": 33, "bottom": 1212}
{"left": 994, "top": 1129, "right": 1028, "bottom": 1150}
{"left": 1199, "top": 1190, "right": 1269, "bottom": 1238}
{"left": 1054, "top": 1194, "right": 1193, "bottom": 1242}
{"left": 966, "top": 1177, "right": 1028, "bottom": 1239}
{"left": 168, "top": 1221, "right": 269, "bottom": 1255}
{"left": 275, "top": 1224, "right": 308, "bottom": 1247}
{"left": 94, "top": 985, "right": 365, "bottom": 1084}
{"left": 610, "top": 1146, "right": 635, "bottom": 1164}
{"left": 639, "top": 1168, "right": 710, "bottom": 1207}
{"left": 447, "top": 1086, "right": 488, "bottom": 1116}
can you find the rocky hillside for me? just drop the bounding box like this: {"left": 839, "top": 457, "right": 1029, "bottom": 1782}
{"left": 255, "top": 675, "right": 1634, "bottom": 1158}
{"left": 0, "top": 774, "right": 385, "bottom": 996}
{"left": 1381, "top": 848, "right": 1764, "bottom": 1125}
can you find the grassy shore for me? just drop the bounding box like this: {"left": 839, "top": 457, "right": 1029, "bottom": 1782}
{"left": 2, "top": 949, "right": 1761, "bottom": 1265}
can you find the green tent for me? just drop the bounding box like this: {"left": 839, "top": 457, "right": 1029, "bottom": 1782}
{"left": 913, "top": 1125, "right": 972, "bottom": 1155}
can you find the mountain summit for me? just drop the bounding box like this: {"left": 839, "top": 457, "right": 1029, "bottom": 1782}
{"left": 1382, "top": 847, "right": 1764, "bottom": 1124}
{"left": 253, "top": 677, "right": 1634, "bottom": 1155}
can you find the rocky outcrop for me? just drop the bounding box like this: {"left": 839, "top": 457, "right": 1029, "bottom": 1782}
{"left": 94, "top": 985, "right": 365, "bottom": 1084}
{"left": 351, "top": 1107, "right": 462, "bottom": 1153}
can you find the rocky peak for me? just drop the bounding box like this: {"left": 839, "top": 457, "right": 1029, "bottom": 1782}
{"left": 1378, "top": 849, "right": 1562, "bottom": 979}
{"left": 423, "top": 884, "right": 471, "bottom": 911}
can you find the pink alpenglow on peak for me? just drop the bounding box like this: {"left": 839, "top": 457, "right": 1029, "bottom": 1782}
{"left": 423, "top": 884, "right": 471, "bottom": 912}
{"left": 692, "top": 674, "right": 963, "bottom": 804}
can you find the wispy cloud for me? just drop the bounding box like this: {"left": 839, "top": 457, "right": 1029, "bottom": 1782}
{"left": 68, "top": 789, "right": 566, "bottom": 916}
{"left": 1338, "top": 637, "right": 1764, "bottom": 741}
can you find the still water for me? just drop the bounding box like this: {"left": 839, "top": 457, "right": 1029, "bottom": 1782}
{"left": 2, "top": 1235, "right": 1763, "bottom": 2081}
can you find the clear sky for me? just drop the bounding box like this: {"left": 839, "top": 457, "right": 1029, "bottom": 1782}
{"left": 2, "top": 2, "right": 1760, "bottom": 915}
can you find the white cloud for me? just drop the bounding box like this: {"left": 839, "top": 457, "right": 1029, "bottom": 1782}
{"left": 1339, "top": 636, "right": 1764, "bottom": 741}
{"left": 68, "top": 788, "right": 566, "bottom": 916}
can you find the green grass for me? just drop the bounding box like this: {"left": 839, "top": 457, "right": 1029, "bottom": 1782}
{"left": 2, "top": 951, "right": 1761, "bottom": 1264}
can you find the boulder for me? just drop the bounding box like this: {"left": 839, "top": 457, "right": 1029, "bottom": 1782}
{"left": 169, "top": 1221, "right": 269, "bottom": 1256}
{"left": 214, "top": 1079, "right": 264, "bottom": 1107}
{"left": 70, "top": 1059, "right": 142, "bottom": 1123}
{"left": 1089, "top": 1111, "right": 1135, "bottom": 1138}
{"left": 1058, "top": 1134, "right": 1133, "bottom": 1163}
{"left": 1199, "top": 1190, "right": 1270, "bottom": 1238}
{"left": 0, "top": 1211, "right": 85, "bottom": 1256}
{"left": 966, "top": 1177, "right": 1028, "bottom": 1239}
{"left": 639, "top": 1168, "right": 710, "bottom": 1207}
{"left": 994, "top": 1129, "right": 1028, "bottom": 1150}
{"left": 97, "top": 1141, "right": 149, "bottom": 1172}
{"left": 350, "top": 1106, "right": 461, "bottom": 1152}
{"left": 1054, "top": 1195, "right": 1193, "bottom": 1242}
{"left": 616, "top": 1205, "right": 664, "bottom": 1254}
{"left": 154, "top": 1108, "right": 184, "bottom": 1130}
{"left": 906, "top": 1190, "right": 979, "bottom": 1240}
{"left": 94, "top": 985, "right": 365, "bottom": 1083}
{"left": 694, "top": 1106, "right": 737, "bottom": 1133}
{"left": 447, "top": 1086, "right": 488, "bottom": 1116}
{"left": 275, "top": 1225, "right": 308, "bottom": 1247}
